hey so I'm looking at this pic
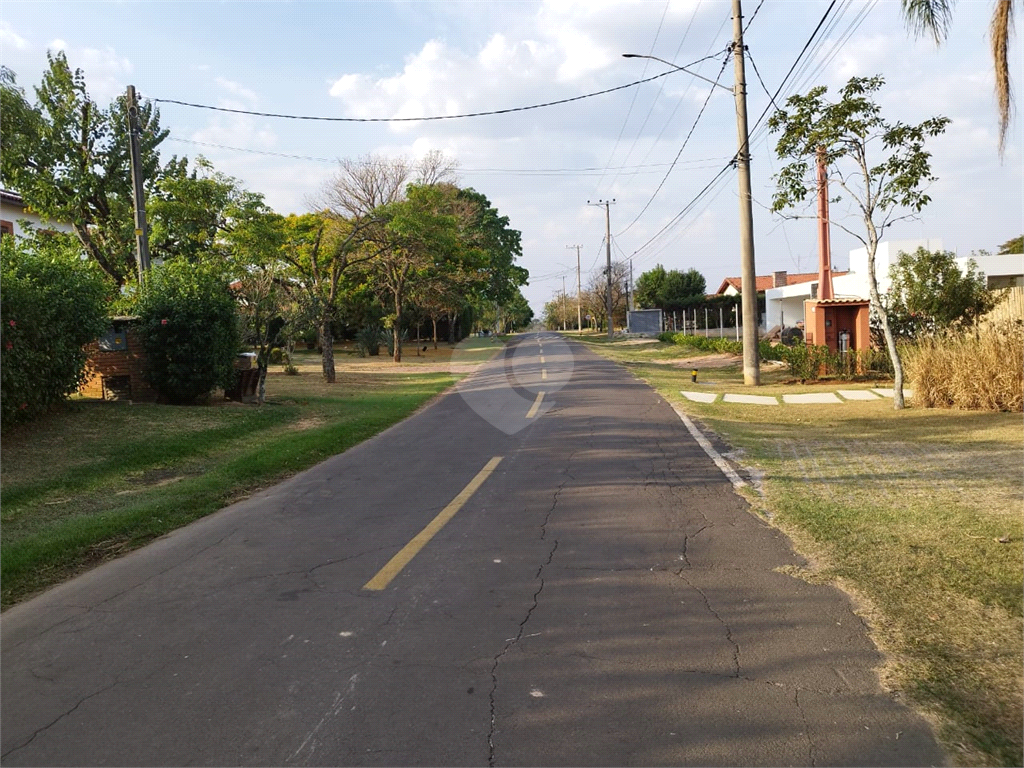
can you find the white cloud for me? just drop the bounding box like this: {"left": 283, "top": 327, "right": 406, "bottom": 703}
{"left": 214, "top": 76, "right": 258, "bottom": 105}
{"left": 1, "top": 21, "right": 29, "bottom": 51}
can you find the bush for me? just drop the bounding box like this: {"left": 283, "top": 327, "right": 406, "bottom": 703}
{"left": 356, "top": 324, "right": 389, "bottom": 357}
{"left": 1, "top": 234, "right": 112, "bottom": 425}
{"left": 902, "top": 323, "right": 1023, "bottom": 411}
{"left": 133, "top": 260, "right": 241, "bottom": 404}
{"left": 269, "top": 347, "right": 284, "bottom": 365}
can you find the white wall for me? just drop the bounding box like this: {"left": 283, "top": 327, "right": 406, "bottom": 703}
{"left": 0, "top": 196, "right": 75, "bottom": 238}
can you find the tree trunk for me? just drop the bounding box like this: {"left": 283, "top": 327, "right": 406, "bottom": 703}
{"left": 864, "top": 235, "right": 905, "bottom": 409}
{"left": 257, "top": 362, "right": 268, "bottom": 406}
{"left": 448, "top": 311, "right": 457, "bottom": 345}
{"left": 432, "top": 317, "right": 438, "bottom": 349}
{"left": 393, "top": 289, "right": 403, "bottom": 363}
{"left": 320, "top": 320, "right": 336, "bottom": 383}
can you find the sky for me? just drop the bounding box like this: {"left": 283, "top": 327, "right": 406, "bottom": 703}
{"left": 1, "top": 0, "right": 1021, "bottom": 314}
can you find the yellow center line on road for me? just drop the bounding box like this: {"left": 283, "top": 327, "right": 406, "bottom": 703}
{"left": 526, "top": 391, "right": 545, "bottom": 418}
{"left": 540, "top": 355, "right": 546, "bottom": 364}
{"left": 542, "top": 369, "right": 548, "bottom": 380}
{"left": 363, "top": 456, "right": 504, "bottom": 591}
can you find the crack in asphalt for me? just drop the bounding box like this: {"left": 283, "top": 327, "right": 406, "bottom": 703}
{"left": 487, "top": 450, "right": 573, "bottom": 767}
{"left": 676, "top": 572, "right": 741, "bottom": 678}
{"left": 795, "top": 688, "right": 818, "bottom": 766}
{"left": 1, "top": 678, "right": 120, "bottom": 760}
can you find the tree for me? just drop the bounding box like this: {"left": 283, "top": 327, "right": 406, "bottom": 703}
{"left": 659, "top": 268, "right": 707, "bottom": 313}
{"left": 997, "top": 235, "right": 1023, "bottom": 253}
{"left": 634, "top": 265, "right": 667, "bottom": 309}
{"left": 768, "top": 75, "right": 950, "bottom": 409}
{"left": 634, "top": 264, "right": 705, "bottom": 312}
{"left": 133, "top": 260, "right": 241, "bottom": 404}
{"left": 371, "top": 183, "right": 467, "bottom": 362}
{"left": 1, "top": 231, "right": 112, "bottom": 424}
{"left": 885, "top": 247, "right": 999, "bottom": 337}
{"left": 0, "top": 54, "right": 167, "bottom": 287}
{"left": 278, "top": 212, "right": 378, "bottom": 382}
{"left": 900, "top": 0, "right": 1013, "bottom": 154}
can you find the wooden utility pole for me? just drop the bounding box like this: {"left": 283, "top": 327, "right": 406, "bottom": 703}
{"left": 561, "top": 275, "right": 567, "bottom": 331}
{"left": 125, "top": 85, "right": 151, "bottom": 284}
{"left": 587, "top": 199, "right": 615, "bottom": 340}
{"left": 732, "top": 0, "right": 759, "bottom": 385}
{"left": 567, "top": 245, "right": 583, "bottom": 336}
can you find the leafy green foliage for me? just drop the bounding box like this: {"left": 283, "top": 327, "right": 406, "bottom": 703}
{"left": 133, "top": 260, "right": 241, "bottom": 404}
{"left": 768, "top": 75, "right": 950, "bottom": 408}
{"left": 0, "top": 53, "right": 167, "bottom": 286}
{"left": 635, "top": 265, "right": 707, "bottom": 312}
{"left": 997, "top": 235, "right": 1023, "bottom": 254}
{"left": 0, "top": 233, "right": 112, "bottom": 424}
{"left": 885, "top": 247, "right": 998, "bottom": 337}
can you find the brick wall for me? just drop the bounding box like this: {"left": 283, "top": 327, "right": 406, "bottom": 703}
{"left": 79, "top": 324, "right": 160, "bottom": 402}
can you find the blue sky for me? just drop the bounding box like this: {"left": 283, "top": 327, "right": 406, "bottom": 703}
{"left": 2, "top": 1, "right": 1021, "bottom": 313}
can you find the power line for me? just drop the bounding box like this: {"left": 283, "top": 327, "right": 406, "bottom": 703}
{"left": 593, "top": 0, "right": 671, "bottom": 194}
{"left": 615, "top": 51, "right": 732, "bottom": 237}
{"left": 153, "top": 69, "right": 687, "bottom": 123}
{"left": 164, "top": 137, "right": 728, "bottom": 175}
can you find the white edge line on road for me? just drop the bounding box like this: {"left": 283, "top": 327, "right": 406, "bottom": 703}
{"left": 670, "top": 404, "right": 747, "bottom": 490}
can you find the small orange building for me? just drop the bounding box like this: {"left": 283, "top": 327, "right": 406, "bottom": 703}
{"left": 803, "top": 298, "right": 871, "bottom": 353}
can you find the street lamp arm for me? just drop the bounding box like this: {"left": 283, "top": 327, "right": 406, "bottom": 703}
{"left": 621, "top": 53, "right": 732, "bottom": 92}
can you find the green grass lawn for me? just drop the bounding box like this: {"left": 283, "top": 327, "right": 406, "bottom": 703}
{"left": 581, "top": 335, "right": 1024, "bottom": 768}
{"left": 0, "top": 344, "right": 473, "bottom": 609}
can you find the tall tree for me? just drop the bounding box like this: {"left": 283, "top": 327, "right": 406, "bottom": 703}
{"left": 997, "top": 234, "right": 1023, "bottom": 253}
{"left": 0, "top": 54, "right": 167, "bottom": 286}
{"left": 634, "top": 265, "right": 668, "bottom": 310}
{"left": 768, "top": 75, "right": 950, "bottom": 409}
{"left": 278, "top": 212, "right": 379, "bottom": 382}
{"left": 900, "top": 0, "right": 1014, "bottom": 154}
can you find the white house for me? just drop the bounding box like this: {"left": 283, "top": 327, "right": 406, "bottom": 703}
{"left": 0, "top": 189, "right": 75, "bottom": 239}
{"left": 765, "top": 239, "right": 1024, "bottom": 329}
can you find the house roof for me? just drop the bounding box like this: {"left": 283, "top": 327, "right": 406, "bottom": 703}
{"left": 1, "top": 189, "right": 25, "bottom": 207}
{"left": 715, "top": 271, "right": 849, "bottom": 294}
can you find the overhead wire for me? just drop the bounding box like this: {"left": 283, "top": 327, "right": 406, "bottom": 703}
{"left": 592, "top": 0, "right": 671, "bottom": 194}
{"left": 601, "top": 0, "right": 705, "bottom": 194}
{"left": 621, "top": 0, "right": 846, "bottom": 270}
{"left": 614, "top": 50, "right": 732, "bottom": 238}
{"left": 153, "top": 68, "right": 688, "bottom": 123}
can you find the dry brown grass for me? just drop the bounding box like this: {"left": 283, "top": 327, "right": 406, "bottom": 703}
{"left": 902, "top": 322, "right": 1024, "bottom": 412}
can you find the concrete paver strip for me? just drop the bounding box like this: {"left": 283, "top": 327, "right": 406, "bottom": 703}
{"left": 679, "top": 389, "right": 718, "bottom": 403}
{"left": 723, "top": 392, "right": 780, "bottom": 405}
{"left": 838, "top": 389, "right": 881, "bottom": 400}
{"left": 872, "top": 387, "right": 914, "bottom": 398}
{"left": 0, "top": 334, "right": 945, "bottom": 767}
{"left": 782, "top": 392, "right": 844, "bottom": 404}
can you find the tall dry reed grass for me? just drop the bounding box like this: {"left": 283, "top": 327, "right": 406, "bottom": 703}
{"left": 902, "top": 320, "right": 1024, "bottom": 411}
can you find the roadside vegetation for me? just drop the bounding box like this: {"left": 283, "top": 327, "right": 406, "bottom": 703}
{"left": 582, "top": 334, "right": 1023, "bottom": 767}
{"left": 0, "top": 341, "right": 501, "bottom": 609}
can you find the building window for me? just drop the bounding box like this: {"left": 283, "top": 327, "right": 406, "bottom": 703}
{"left": 0, "top": 220, "right": 13, "bottom": 238}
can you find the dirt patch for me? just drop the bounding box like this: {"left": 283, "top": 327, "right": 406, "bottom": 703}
{"left": 651, "top": 353, "right": 740, "bottom": 369}
{"left": 290, "top": 416, "right": 325, "bottom": 432}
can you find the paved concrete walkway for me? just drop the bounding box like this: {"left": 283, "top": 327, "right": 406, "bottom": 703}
{"left": 682, "top": 388, "right": 913, "bottom": 405}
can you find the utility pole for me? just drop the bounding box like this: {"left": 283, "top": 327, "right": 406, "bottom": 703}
{"left": 587, "top": 199, "right": 615, "bottom": 340}
{"left": 567, "top": 245, "right": 583, "bottom": 336}
{"left": 125, "top": 85, "right": 151, "bottom": 284}
{"left": 561, "top": 275, "right": 567, "bottom": 331}
{"left": 732, "top": 0, "right": 760, "bottom": 385}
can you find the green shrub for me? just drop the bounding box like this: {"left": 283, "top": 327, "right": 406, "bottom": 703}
{"left": 133, "top": 260, "right": 241, "bottom": 404}
{"left": 0, "top": 234, "right": 111, "bottom": 425}
{"left": 356, "top": 324, "right": 388, "bottom": 357}
{"left": 269, "top": 347, "right": 284, "bottom": 365}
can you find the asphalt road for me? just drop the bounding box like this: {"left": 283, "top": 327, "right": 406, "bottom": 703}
{"left": 1, "top": 333, "right": 945, "bottom": 766}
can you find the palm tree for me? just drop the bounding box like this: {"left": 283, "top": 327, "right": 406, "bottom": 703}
{"left": 901, "top": 0, "right": 1014, "bottom": 154}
